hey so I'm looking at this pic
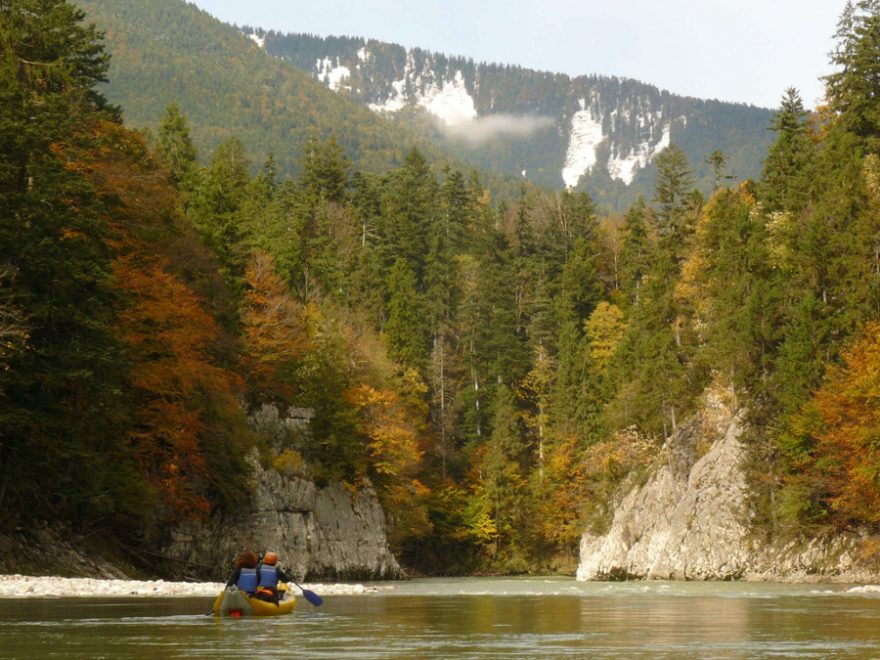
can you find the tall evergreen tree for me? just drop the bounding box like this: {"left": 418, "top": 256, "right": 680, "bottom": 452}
{"left": 825, "top": 0, "right": 880, "bottom": 151}
{"left": 618, "top": 197, "right": 651, "bottom": 307}
{"left": 188, "top": 136, "right": 251, "bottom": 282}
{"left": 300, "top": 133, "right": 350, "bottom": 204}
{"left": 759, "top": 88, "right": 815, "bottom": 214}
{"left": 381, "top": 149, "right": 434, "bottom": 278}
{"left": 481, "top": 383, "right": 527, "bottom": 553}
{"left": 156, "top": 104, "right": 197, "bottom": 188}
{"left": 653, "top": 145, "right": 696, "bottom": 265}
{"left": 384, "top": 258, "right": 428, "bottom": 370}
{"left": 0, "top": 0, "right": 131, "bottom": 526}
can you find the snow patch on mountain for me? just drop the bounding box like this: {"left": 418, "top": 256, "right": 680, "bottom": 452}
{"left": 317, "top": 57, "right": 351, "bottom": 92}
{"left": 366, "top": 57, "right": 476, "bottom": 127}
{"left": 607, "top": 122, "right": 671, "bottom": 185}
{"left": 562, "top": 98, "right": 605, "bottom": 188}
{"left": 420, "top": 70, "right": 477, "bottom": 127}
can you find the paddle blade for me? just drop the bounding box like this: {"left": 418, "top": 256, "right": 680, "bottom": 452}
{"left": 302, "top": 589, "right": 323, "bottom": 607}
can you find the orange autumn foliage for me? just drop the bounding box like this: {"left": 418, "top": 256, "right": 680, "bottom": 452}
{"left": 74, "top": 121, "right": 248, "bottom": 520}
{"left": 115, "top": 252, "right": 245, "bottom": 519}
{"left": 345, "top": 383, "right": 432, "bottom": 544}
{"left": 242, "top": 251, "right": 308, "bottom": 402}
{"left": 812, "top": 322, "right": 880, "bottom": 524}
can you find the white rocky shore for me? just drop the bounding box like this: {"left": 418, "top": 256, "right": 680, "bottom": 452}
{"left": 577, "top": 388, "right": 880, "bottom": 583}
{"left": 0, "top": 574, "right": 386, "bottom": 598}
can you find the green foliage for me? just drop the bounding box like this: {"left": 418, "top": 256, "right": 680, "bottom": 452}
{"left": 384, "top": 258, "right": 428, "bottom": 370}
{"left": 156, "top": 103, "right": 197, "bottom": 187}
{"left": 12, "top": 0, "right": 880, "bottom": 576}
{"left": 0, "top": 0, "right": 131, "bottom": 528}
{"left": 759, "top": 88, "right": 815, "bottom": 214}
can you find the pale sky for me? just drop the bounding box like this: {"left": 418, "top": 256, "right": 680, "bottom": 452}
{"left": 190, "top": 0, "right": 848, "bottom": 110}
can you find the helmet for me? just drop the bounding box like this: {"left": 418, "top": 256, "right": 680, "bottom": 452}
{"left": 263, "top": 552, "right": 278, "bottom": 565}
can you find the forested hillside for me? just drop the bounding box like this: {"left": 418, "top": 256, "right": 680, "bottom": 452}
{"left": 254, "top": 29, "right": 773, "bottom": 209}
{"left": 69, "top": 0, "right": 436, "bottom": 182}
{"left": 4, "top": 0, "right": 880, "bottom": 576}
{"left": 72, "top": 0, "right": 772, "bottom": 211}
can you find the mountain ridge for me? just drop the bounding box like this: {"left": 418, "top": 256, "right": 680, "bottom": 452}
{"left": 75, "top": 0, "right": 774, "bottom": 211}
{"left": 249, "top": 27, "right": 774, "bottom": 207}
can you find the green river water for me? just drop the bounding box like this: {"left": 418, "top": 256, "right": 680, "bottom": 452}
{"left": 2, "top": 577, "right": 880, "bottom": 658}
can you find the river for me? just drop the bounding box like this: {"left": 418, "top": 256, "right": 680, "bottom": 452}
{"left": 2, "top": 577, "right": 880, "bottom": 658}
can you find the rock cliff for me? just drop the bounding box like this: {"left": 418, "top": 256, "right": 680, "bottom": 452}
{"left": 164, "top": 405, "right": 404, "bottom": 581}
{"left": 577, "top": 391, "right": 877, "bottom": 582}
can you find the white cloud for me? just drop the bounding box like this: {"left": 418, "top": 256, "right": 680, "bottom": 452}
{"left": 441, "top": 113, "right": 555, "bottom": 144}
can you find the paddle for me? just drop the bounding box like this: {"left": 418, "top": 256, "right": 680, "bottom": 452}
{"left": 289, "top": 578, "right": 324, "bottom": 607}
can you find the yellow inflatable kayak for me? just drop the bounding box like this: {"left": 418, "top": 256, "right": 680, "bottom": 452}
{"left": 212, "top": 584, "right": 296, "bottom": 617}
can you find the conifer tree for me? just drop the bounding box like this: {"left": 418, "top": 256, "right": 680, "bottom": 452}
{"left": 439, "top": 167, "right": 472, "bottom": 253}
{"left": 694, "top": 187, "right": 779, "bottom": 391}
{"left": 382, "top": 149, "right": 434, "bottom": 278}
{"left": 157, "top": 104, "right": 197, "bottom": 188}
{"left": 481, "top": 384, "right": 527, "bottom": 551}
{"left": 759, "top": 88, "right": 814, "bottom": 214}
{"left": 300, "top": 133, "right": 350, "bottom": 203}
{"left": 618, "top": 198, "right": 651, "bottom": 306}
{"left": 825, "top": 0, "right": 880, "bottom": 151}
{"left": 384, "top": 258, "right": 428, "bottom": 370}
{"left": 188, "top": 137, "right": 251, "bottom": 282}
{"left": 653, "top": 145, "right": 696, "bottom": 265}
{"left": 0, "top": 0, "right": 131, "bottom": 526}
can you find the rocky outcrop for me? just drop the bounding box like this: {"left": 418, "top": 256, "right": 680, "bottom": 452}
{"left": 0, "top": 523, "right": 134, "bottom": 579}
{"left": 163, "top": 405, "right": 404, "bottom": 581}
{"left": 577, "top": 391, "right": 879, "bottom": 582}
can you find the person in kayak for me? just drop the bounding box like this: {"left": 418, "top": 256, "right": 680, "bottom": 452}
{"left": 225, "top": 550, "right": 259, "bottom": 595}
{"left": 253, "top": 551, "right": 293, "bottom": 604}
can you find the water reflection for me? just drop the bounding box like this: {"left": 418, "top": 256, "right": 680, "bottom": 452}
{"left": 2, "top": 579, "right": 880, "bottom": 658}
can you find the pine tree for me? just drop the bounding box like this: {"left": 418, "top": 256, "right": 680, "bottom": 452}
{"left": 694, "top": 186, "right": 779, "bottom": 392}
{"left": 300, "top": 133, "right": 350, "bottom": 204}
{"left": 653, "top": 145, "right": 696, "bottom": 265}
{"left": 481, "top": 384, "right": 527, "bottom": 553}
{"left": 0, "top": 0, "right": 132, "bottom": 526}
{"left": 618, "top": 197, "right": 651, "bottom": 307}
{"left": 556, "top": 189, "right": 598, "bottom": 259}
{"left": 156, "top": 104, "right": 197, "bottom": 188}
{"left": 384, "top": 258, "right": 428, "bottom": 370}
{"left": 705, "top": 149, "right": 734, "bottom": 190}
{"left": 381, "top": 149, "right": 434, "bottom": 278}
{"left": 188, "top": 136, "right": 251, "bottom": 282}
{"left": 439, "top": 167, "right": 472, "bottom": 253}
{"left": 825, "top": 1, "right": 880, "bottom": 151}
{"left": 759, "top": 88, "right": 815, "bottom": 214}
{"left": 555, "top": 236, "right": 603, "bottom": 329}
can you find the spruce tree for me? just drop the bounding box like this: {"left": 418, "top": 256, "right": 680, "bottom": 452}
{"left": 381, "top": 149, "right": 434, "bottom": 279}
{"left": 156, "top": 104, "right": 197, "bottom": 189}
{"left": 481, "top": 383, "right": 527, "bottom": 552}
{"left": 653, "top": 145, "right": 696, "bottom": 266}
{"left": 825, "top": 1, "right": 880, "bottom": 151}
{"left": 0, "top": 0, "right": 130, "bottom": 526}
{"left": 300, "top": 133, "right": 350, "bottom": 204}
{"left": 618, "top": 197, "right": 651, "bottom": 307}
{"left": 188, "top": 136, "right": 251, "bottom": 282}
{"left": 759, "top": 88, "right": 814, "bottom": 214}
{"left": 384, "top": 258, "right": 428, "bottom": 371}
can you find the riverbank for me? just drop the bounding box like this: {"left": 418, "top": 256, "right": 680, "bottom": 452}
{"left": 0, "top": 574, "right": 388, "bottom": 598}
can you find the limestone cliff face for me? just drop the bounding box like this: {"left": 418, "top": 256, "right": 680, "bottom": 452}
{"left": 164, "top": 405, "right": 404, "bottom": 581}
{"left": 577, "top": 393, "right": 875, "bottom": 582}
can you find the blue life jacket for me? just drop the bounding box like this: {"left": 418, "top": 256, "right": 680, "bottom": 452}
{"left": 258, "top": 564, "right": 278, "bottom": 589}
{"left": 236, "top": 567, "right": 258, "bottom": 593}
